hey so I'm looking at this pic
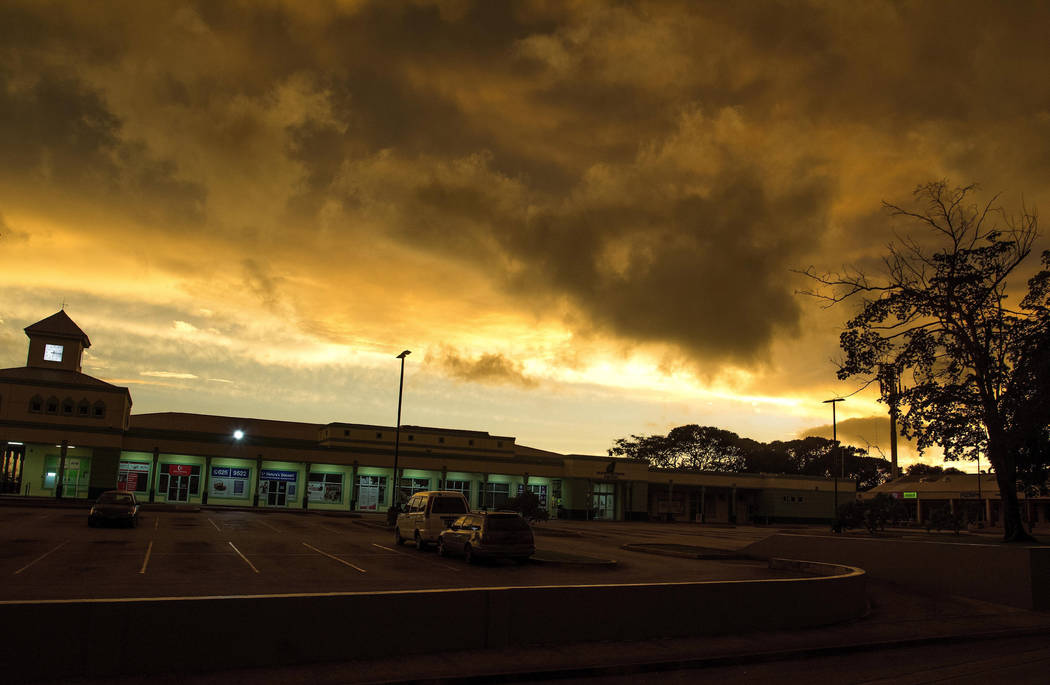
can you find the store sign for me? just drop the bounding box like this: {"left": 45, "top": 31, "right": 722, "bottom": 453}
{"left": 212, "top": 466, "right": 250, "bottom": 479}
{"left": 210, "top": 466, "right": 250, "bottom": 498}
{"left": 261, "top": 469, "right": 297, "bottom": 482}
{"left": 168, "top": 464, "right": 193, "bottom": 477}
{"left": 903, "top": 491, "right": 918, "bottom": 499}
{"left": 66, "top": 458, "right": 81, "bottom": 471}
{"left": 120, "top": 462, "right": 150, "bottom": 472}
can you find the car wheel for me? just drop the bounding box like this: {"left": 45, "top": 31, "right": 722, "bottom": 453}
{"left": 437, "top": 539, "right": 447, "bottom": 557}
{"left": 463, "top": 543, "right": 475, "bottom": 564}
{"left": 394, "top": 526, "right": 405, "bottom": 545}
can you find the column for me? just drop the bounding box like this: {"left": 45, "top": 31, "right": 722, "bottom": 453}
{"left": 149, "top": 447, "right": 160, "bottom": 503}
{"left": 56, "top": 440, "right": 68, "bottom": 499}
{"left": 481, "top": 472, "right": 489, "bottom": 510}
{"left": 350, "top": 460, "right": 359, "bottom": 511}
{"left": 666, "top": 479, "right": 673, "bottom": 522}
{"left": 700, "top": 486, "right": 707, "bottom": 523}
{"left": 202, "top": 455, "right": 213, "bottom": 505}
{"left": 985, "top": 498, "right": 992, "bottom": 525}
{"left": 440, "top": 465, "right": 448, "bottom": 491}
{"left": 253, "top": 454, "right": 263, "bottom": 507}
{"left": 730, "top": 485, "right": 737, "bottom": 524}
{"left": 302, "top": 462, "right": 312, "bottom": 510}
{"left": 916, "top": 498, "right": 923, "bottom": 525}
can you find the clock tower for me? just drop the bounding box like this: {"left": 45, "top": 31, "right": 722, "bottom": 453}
{"left": 24, "top": 310, "right": 91, "bottom": 373}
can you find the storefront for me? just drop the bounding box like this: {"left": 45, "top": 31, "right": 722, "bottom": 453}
{"left": 305, "top": 464, "right": 353, "bottom": 510}
{"left": 208, "top": 463, "right": 253, "bottom": 503}
{"left": 258, "top": 463, "right": 304, "bottom": 507}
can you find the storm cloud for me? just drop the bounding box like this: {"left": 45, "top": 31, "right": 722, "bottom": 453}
{"left": 2, "top": 0, "right": 1050, "bottom": 409}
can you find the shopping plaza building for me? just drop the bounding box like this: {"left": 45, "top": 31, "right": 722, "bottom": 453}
{"left": 0, "top": 311, "right": 856, "bottom": 522}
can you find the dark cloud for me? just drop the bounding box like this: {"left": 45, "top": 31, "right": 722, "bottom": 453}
{"left": 435, "top": 347, "right": 537, "bottom": 388}
{"left": 4, "top": 0, "right": 1050, "bottom": 377}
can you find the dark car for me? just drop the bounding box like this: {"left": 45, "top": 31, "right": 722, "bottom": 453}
{"left": 88, "top": 490, "right": 140, "bottom": 527}
{"left": 437, "top": 511, "right": 534, "bottom": 564}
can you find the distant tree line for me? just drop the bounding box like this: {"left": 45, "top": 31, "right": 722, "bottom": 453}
{"left": 607, "top": 424, "right": 892, "bottom": 491}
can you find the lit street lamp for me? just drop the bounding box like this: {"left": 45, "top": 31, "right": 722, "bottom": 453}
{"left": 389, "top": 350, "right": 411, "bottom": 526}
{"left": 824, "top": 397, "right": 845, "bottom": 527}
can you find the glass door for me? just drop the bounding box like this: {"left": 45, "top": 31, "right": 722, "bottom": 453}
{"left": 267, "top": 480, "right": 287, "bottom": 506}
{"left": 168, "top": 475, "right": 190, "bottom": 502}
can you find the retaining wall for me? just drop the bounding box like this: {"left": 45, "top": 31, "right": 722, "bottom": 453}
{"left": 1, "top": 561, "right": 864, "bottom": 681}
{"left": 745, "top": 533, "right": 1050, "bottom": 610}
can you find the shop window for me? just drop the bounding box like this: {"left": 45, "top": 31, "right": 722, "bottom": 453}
{"left": 482, "top": 482, "right": 510, "bottom": 509}
{"left": 93, "top": 401, "right": 106, "bottom": 418}
{"left": 398, "top": 477, "right": 429, "bottom": 501}
{"left": 78, "top": 399, "right": 90, "bottom": 416}
{"left": 61, "top": 398, "right": 74, "bottom": 415}
{"left": 354, "top": 475, "right": 387, "bottom": 510}
{"left": 308, "top": 472, "right": 344, "bottom": 503}
{"left": 46, "top": 396, "right": 59, "bottom": 414}
{"left": 29, "top": 395, "right": 43, "bottom": 413}
{"left": 43, "top": 471, "right": 57, "bottom": 489}
{"left": 444, "top": 480, "right": 471, "bottom": 498}
{"left": 518, "top": 483, "right": 549, "bottom": 507}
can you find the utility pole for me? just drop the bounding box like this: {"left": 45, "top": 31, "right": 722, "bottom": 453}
{"left": 824, "top": 398, "right": 845, "bottom": 527}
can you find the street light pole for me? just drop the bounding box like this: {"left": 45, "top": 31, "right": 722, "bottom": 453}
{"left": 824, "top": 398, "right": 845, "bottom": 527}
{"left": 390, "top": 350, "right": 411, "bottom": 523}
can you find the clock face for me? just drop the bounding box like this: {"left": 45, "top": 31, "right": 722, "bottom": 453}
{"left": 43, "top": 344, "right": 64, "bottom": 362}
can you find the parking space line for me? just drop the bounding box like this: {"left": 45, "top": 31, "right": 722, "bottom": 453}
{"left": 257, "top": 519, "right": 281, "bottom": 533}
{"left": 154, "top": 517, "right": 159, "bottom": 530}
{"left": 319, "top": 524, "right": 342, "bottom": 534}
{"left": 207, "top": 518, "right": 221, "bottom": 532}
{"left": 371, "top": 543, "right": 461, "bottom": 572}
{"left": 302, "top": 542, "right": 366, "bottom": 573}
{"left": 139, "top": 541, "right": 154, "bottom": 575}
{"left": 14, "top": 540, "right": 68, "bottom": 575}
{"left": 228, "top": 542, "right": 260, "bottom": 573}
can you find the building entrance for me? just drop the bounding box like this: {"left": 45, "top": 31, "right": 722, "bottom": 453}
{"left": 1, "top": 443, "right": 26, "bottom": 494}
{"left": 265, "top": 480, "right": 288, "bottom": 506}
{"left": 167, "top": 475, "right": 190, "bottom": 502}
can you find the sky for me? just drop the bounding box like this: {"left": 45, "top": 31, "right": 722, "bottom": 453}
{"left": 2, "top": 0, "right": 1049, "bottom": 469}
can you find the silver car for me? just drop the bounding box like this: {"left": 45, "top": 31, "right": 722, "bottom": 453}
{"left": 437, "top": 511, "right": 534, "bottom": 564}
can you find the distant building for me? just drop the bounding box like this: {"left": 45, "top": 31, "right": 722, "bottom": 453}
{"left": 0, "top": 311, "right": 854, "bottom": 522}
{"left": 863, "top": 473, "right": 1049, "bottom": 528}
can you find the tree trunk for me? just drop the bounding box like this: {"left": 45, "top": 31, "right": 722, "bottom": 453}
{"left": 988, "top": 439, "right": 1038, "bottom": 543}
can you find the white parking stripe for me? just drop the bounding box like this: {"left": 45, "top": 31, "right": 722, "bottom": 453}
{"left": 207, "top": 518, "right": 221, "bottom": 532}
{"left": 257, "top": 519, "right": 281, "bottom": 533}
{"left": 139, "top": 541, "right": 153, "bottom": 575}
{"left": 302, "top": 542, "right": 366, "bottom": 573}
{"left": 371, "top": 543, "right": 461, "bottom": 572}
{"left": 227, "top": 542, "right": 260, "bottom": 573}
{"left": 13, "top": 540, "right": 68, "bottom": 575}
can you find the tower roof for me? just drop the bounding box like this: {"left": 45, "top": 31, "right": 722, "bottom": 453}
{"left": 24, "top": 310, "right": 91, "bottom": 348}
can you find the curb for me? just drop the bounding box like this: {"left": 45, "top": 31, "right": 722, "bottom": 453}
{"left": 621, "top": 543, "right": 742, "bottom": 560}
{"left": 381, "top": 624, "right": 1050, "bottom": 684}
{"left": 529, "top": 551, "right": 618, "bottom": 567}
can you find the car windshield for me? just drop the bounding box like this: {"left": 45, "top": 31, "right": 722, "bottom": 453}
{"left": 431, "top": 497, "right": 468, "bottom": 514}
{"left": 99, "top": 493, "right": 133, "bottom": 505}
{"left": 485, "top": 514, "right": 529, "bottom": 531}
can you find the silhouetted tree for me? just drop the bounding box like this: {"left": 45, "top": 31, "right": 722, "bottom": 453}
{"left": 801, "top": 182, "right": 1049, "bottom": 542}
{"left": 608, "top": 425, "right": 746, "bottom": 471}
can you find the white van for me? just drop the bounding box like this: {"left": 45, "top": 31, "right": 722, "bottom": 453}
{"left": 394, "top": 490, "right": 471, "bottom": 549}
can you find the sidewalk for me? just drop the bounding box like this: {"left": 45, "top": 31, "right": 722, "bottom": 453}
{"left": 42, "top": 579, "right": 1050, "bottom": 685}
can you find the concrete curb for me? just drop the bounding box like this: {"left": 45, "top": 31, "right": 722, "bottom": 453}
{"left": 621, "top": 543, "right": 742, "bottom": 560}
{"left": 529, "top": 550, "right": 618, "bottom": 567}
{"left": 394, "top": 624, "right": 1050, "bottom": 685}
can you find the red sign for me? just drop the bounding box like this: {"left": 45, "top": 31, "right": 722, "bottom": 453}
{"left": 126, "top": 472, "right": 139, "bottom": 490}
{"left": 168, "top": 464, "right": 193, "bottom": 476}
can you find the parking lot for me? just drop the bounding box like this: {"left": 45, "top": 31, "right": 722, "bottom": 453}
{"left": 0, "top": 505, "right": 795, "bottom": 601}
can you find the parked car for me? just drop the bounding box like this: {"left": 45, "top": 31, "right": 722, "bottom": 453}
{"left": 394, "top": 490, "right": 470, "bottom": 549}
{"left": 437, "top": 511, "right": 535, "bottom": 564}
{"left": 88, "top": 490, "right": 140, "bottom": 528}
